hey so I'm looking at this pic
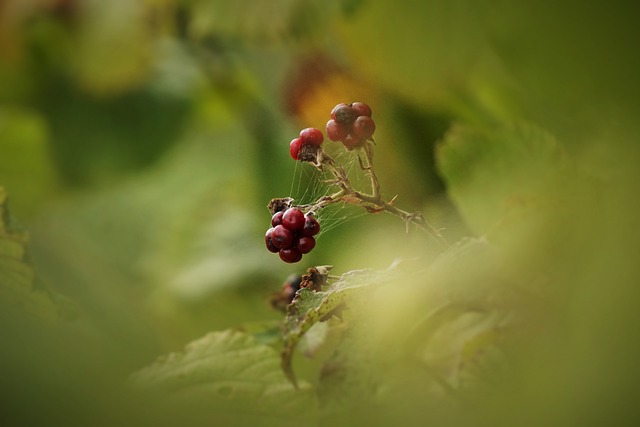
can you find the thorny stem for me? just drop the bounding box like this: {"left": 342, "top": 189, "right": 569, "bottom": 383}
{"left": 297, "top": 140, "right": 450, "bottom": 250}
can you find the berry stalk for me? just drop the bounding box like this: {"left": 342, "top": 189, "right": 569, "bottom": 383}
{"left": 309, "top": 140, "right": 449, "bottom": 249}
{"left": 266, "top": 101, "right": 449, "bottom": 264}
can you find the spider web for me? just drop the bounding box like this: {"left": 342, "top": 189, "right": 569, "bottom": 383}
{"left": 287, "top": 145, "right": 368, "bottom": 240}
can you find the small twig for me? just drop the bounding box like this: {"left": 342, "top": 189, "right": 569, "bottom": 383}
{"left": 362, "top": 140, "right": 381, "bottom": 200}
{"left": 290, "top": 142, "right": 451, "bottom": 250}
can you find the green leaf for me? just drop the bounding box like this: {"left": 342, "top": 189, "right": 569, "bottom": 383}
{"left": 0, "top": 107, "right": 59, "bottom": 217}
{"left": 313, "top": 240, "right": 521, "bottom": 409}
{"left": 436, "top": 123, "right": 567, "bottom": 238}
{"left": 73, "top": 0, "right": 152, "bottom": 93}
{"left": 188, "top": 0, "right": 341, "bottom": 43}
{"left": 131, "top": 329, "right": 316, "bottom": 425}
{"left": 0, "top": 186, "right": 60, "bottom": 322}
{"left": 281, "top": 266, "right": 388, "bottom": 387}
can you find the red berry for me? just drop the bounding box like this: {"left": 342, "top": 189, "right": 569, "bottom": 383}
{"left": 353, "top": 116, "right": 376, "bottom": 139}
{"left": 289, "top": 137, "right": 302, "bottom": 160}
{"left": 279, "top": 248, "right": 302, "bottom": 263}
{"left": 295, "top": 236, "right": 316, "bottom": 254}
{"left": 299, "top": 128, "right": 324, "bottom": 146}
{"left": 331, "top": 104, "right": 357, "bottom": 125}
{"left": 303, "top": 215, "right": 320, "bottom": 236}
{"left": 271, "top": 224, "right": 294, "bottom": 249}
{"left": 351, "top": 102, "right": 372, "bottom": 117}
{"left": 271, "top": 211, "right": 284, "bottom": 227}
{"left": 282, "top": 208, "right": 305, "bottom": 232}
{"left": 342, "top": 134, "right": 364, "bottom": 149}
{"left": 326, "top": 119, "right": 349, "bottom": 142}
{"left": 330, "top": 103, "right": 350, "bottom": 120}
{"left": 265, "top": 228, "right": 279, "bottom": 253}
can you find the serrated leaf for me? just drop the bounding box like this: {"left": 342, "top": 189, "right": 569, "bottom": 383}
{"left": 281, "top": 268, "right": 388, "bottom": 387}
{"left": 131, "top": 329, "right": 316, "bottom": 425}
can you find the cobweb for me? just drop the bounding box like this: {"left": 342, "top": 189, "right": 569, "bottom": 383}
{"left": 287, "top": 145, "right": 368, "bottom": 240}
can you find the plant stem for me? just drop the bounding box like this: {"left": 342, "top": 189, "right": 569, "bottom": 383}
{"left": 300, "top": 143, "right": 450, "bottom": 249}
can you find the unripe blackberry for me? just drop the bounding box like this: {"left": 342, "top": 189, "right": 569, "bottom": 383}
{"left": 265, "top": 228, "right": 279, "bottom": 253}
{"left": 351, "top": 102, "right": 372, "bottom": 117}
{"left": 271, "top": 224, "right": 294, "bottom": 249}
{"left": 331, "top": 104, "right": 358, "bottom": 125}
{"left": 342, "top": 134, "right": 363, "bottom": 149}
{"left": 289, "top": 137, "right": 302, "bottom": 160}
{"left": 326, "top": 119, "right": 349, "bottom": 142}
{"left": 302, "top": 215, "right": 320, "bottom": 236}
{"left": 295, "top": 236, "right": 316, "bottom": 254}
{"left": 330, "top": 103, "right": 350, "bottom": 120}
{"left": 279, "top": 248, "right": 303, "bottom": 263}
{"left": 271, "top": 211, "right": 284, "bottom": 227}
{"left": 299, "top": 127, "right": 324, "bottom": 146}
{"left": 282, "top": 208, "right": 305, "bottom": 232}
{"left": 353, "top": 116, "right": 376, "bottom": 140}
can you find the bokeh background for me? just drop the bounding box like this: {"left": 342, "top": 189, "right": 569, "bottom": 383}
{"left": 1, "top": 0, "right": 639, "bottom": 426}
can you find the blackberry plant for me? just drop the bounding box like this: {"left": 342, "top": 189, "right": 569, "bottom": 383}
{"left": 265, "top": 102, "right": 448, "bottom": 264}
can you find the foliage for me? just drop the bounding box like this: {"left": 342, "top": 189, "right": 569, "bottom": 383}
{"left": 1, "top": 1, "right": 640, "bottom": 427}
{"left": 131, "top": 329, "right": 315, "bottom": 427}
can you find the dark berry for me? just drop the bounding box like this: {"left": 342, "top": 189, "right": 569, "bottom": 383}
{"left": 332, "top": 104, "right": 358, "bottom": 125}
{"left": 303, "top": 215, "right": 320, "bottom": 236}
{"left": 353, "top": 116, "right": 376, "bottom": 139}
{"left": 270, "top": 274, "right": 303, "bottom": 310}
{"left": 279, "top": 248, "right": 302, "bottom": 263}
{"left": 296, "top": 236, "right": 316, "bottom": 254}
{"left": 326, "top": 119, "right": 349, "bottom": 142}
{"left": 299, "top": 128, "right": 324, "bottom": 146}
{"left": 284, "top": 274, "right": 303, "bottom": 293}
{"left": 271, "top": 211, "right": 284, "bottom": 227}
{"left": 282, "top": 208, "right": 305, "bottom": 232}
{"left": 265, "top": 228, "right": 279, "bottom": 253}
{"left": 330, "top": 103, "right": 350, "bottom": 120}
{"left": 289, "top": 137, "right": 302, "bottom": 160}
{"left": 271, "top": 224, "right": 294, "bottom": 249}
{"left": 351, "top": 102, "right": 372, "bottom": 117}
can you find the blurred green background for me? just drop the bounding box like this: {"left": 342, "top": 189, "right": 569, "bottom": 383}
{"left": 1, "top": 0, "right": 639, "bottom": 426}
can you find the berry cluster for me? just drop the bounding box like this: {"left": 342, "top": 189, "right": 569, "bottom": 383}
{"left": 290, "top": 127, "right": 324, "bottom": 161}
{"left": 265, "top": 207, "right": 320, "bottom": 263}
{"left": 326, "top": 102, "right": 375, "bottom": 149}
{"left": 269, "top": 102, "right": 375, "bottom": 263}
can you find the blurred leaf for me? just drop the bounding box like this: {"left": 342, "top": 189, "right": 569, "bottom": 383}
{"left": 188, "top": 0, "right": 341, "bottom": 43}
{"left": 0, "top": 107, "right": 60, "bottom": 217}
{"left": 30, "top": 121, "right": 283, "bottom": 345}
{"left": 73, "top": 0, "right": 152, "bottom": 93}
{"left": 313, "top": 239, "right": 528, "bottom": 416}
{"left": 131, "top": 329, "right": 316, "bottom": 426}
{"left": 335, "top": 0, "right": 513, "bottom": 121}
{"left": 40, "top": 79, "right": 191, "bottom": 186}
{"left": 281, "top": 266, "right": 394, "bottom": 386}
{"left": 0, "top": 186, "right": 60, "bottom": 321}
{"left": 337, "top": 1, "right": 640, "bottom": 134}
{"left": 436, "top": 123, "right": 567, "bottom": 237}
